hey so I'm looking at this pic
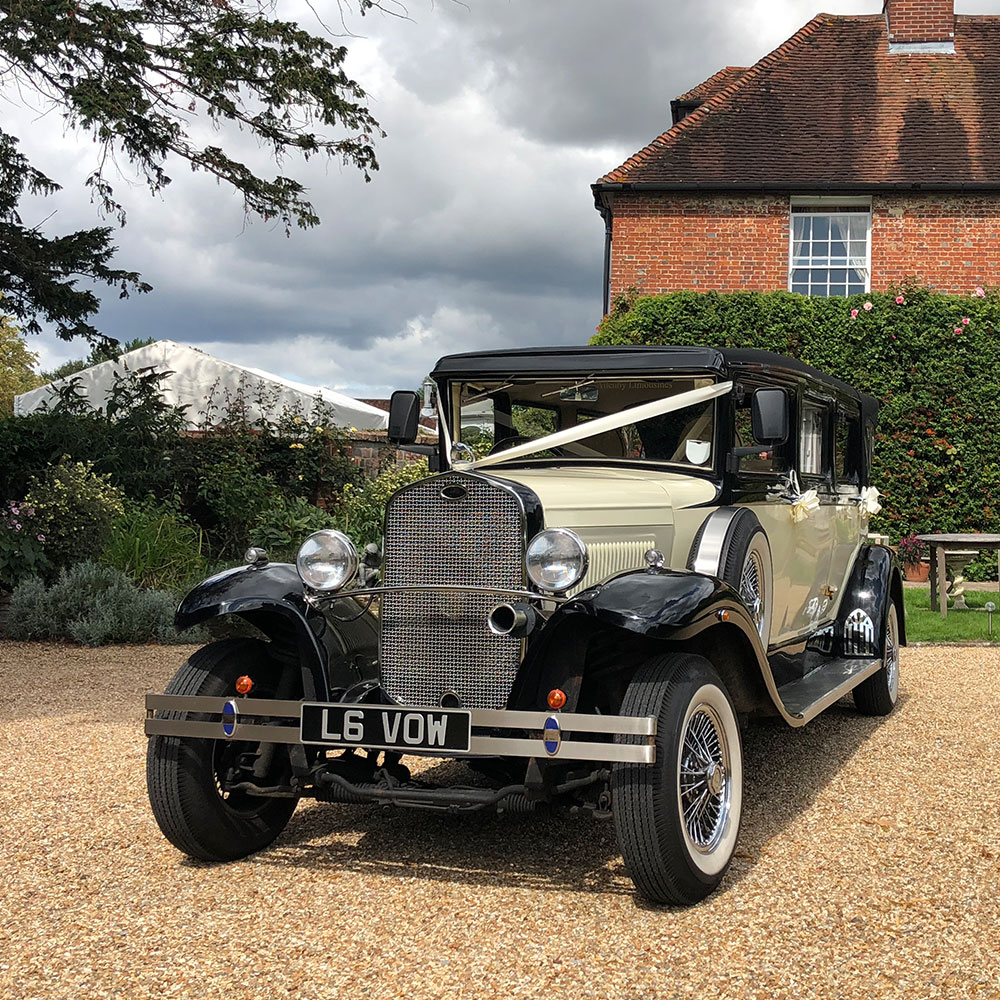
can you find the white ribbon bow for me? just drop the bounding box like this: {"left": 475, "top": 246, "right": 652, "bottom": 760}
{"left": 790, "top": 489, "right": 820, "bottom": 523}
{"left": 859, "top": 486, "right": 882, "bottom": 516}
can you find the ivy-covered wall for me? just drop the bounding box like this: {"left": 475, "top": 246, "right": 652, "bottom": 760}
{"left": 593, "top": 285, "right": 1000, "bottom": 556}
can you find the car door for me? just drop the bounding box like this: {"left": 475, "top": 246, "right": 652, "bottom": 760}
{"left": 828, "top": 402, "right": 864, "bottom": 615}
{"left": 791, "top": 393, "right": 837, "bottom": 632}
{"left": 739, "top": 388, "right": 836, "bottom": 643}
{"left": 729, "top": 384, "right": 804, "bottom": 645}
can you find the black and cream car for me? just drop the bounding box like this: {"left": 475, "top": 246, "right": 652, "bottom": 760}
{"left": 146, "top": 346, "right": 903, "bottom": 905}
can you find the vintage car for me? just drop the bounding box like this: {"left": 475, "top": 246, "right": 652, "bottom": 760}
{"left": 145, "top": 346, "right": 903, "bottom": 905}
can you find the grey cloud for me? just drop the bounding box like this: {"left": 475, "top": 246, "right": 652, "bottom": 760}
{"left": 25, "top": 0, "right": 987, "bottom": 398}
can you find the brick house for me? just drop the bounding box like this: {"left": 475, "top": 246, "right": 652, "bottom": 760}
{"left": 593, "top": 0, "right": 1000, "bottom": 310}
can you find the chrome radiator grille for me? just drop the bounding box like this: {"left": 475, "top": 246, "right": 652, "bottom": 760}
{"left": 379, "top": 474, "right": 525, "bottom": 710}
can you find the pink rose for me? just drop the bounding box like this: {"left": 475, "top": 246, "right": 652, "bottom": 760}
{"left": 863, "top": 301, "right": 873, "bottom": 311}
{"left": 954, "top": 327, "right": 962, "bottom": 335}
{"left": 974, "top": 286, "right": 986, "bottom": 297}
{"left": 37, "top": 534, "right": 45, "bottom": 542}
{"left": 850, "top": 309, "right": 859, "bottom": 319}
{"left": 895, "top": 295, "right": 905, "bottom": 305}
{"left": 962, "top": 317, "right": 970, "bottom": 325}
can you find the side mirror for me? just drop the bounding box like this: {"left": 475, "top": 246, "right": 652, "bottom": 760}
{"left": 388, "top": 390, "right": 420, "bottom": 445}
{"left": 751, "top": 388, "right": 789, "bottom": 445}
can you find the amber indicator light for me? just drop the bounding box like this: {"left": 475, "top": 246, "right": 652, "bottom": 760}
{"left": 235, "top": 675, "right": 254, "bottom": 695}
{"left": 547, "top": 688, "right": 567, "bottom": 710}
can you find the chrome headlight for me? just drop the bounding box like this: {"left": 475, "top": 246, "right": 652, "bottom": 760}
{"left": 296, "top": 530, "right": 358, "bottom": 592}
{"left": 526, "top": 528, "right": 588, "bottom": 594}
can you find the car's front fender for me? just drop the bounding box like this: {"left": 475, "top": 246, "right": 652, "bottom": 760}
{"left": 508, "top": 567, "right": 772, "bottom": 715}
{"left": 176, "top": 563, "right": 378, "bottom": 700}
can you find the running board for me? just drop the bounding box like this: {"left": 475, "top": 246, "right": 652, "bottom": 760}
{"left": 776, "top": 658, "right": 883, "bottom": 724}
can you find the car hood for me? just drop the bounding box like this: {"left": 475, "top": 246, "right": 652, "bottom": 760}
{"left": 488, "top": 465, "right": 716, "bottom": 530}
{"left": 485, "top": 466, "right": 717, "bottom": 590}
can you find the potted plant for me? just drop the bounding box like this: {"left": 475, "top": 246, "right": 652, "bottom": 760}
{"left": 897, "top": 533, "right": 929, "bottom": 582}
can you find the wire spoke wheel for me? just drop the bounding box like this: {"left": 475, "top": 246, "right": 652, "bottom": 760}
{"left": 885, "top": 603, "right": 900, "bottom": 701}
{"left": 679, "top": 704, "right": 731, "bottom": 853}
{"left": 739, "top": 548, "right": 765, "bottom": 636}
{"left": 854, "top": 600, "right": 901, "bottom": 717}
{"left": 612, "top": 653, "right": 743, "bottom": 905}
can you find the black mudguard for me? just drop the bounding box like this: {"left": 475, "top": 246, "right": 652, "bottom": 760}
{"left": 175, "top": 563, "right": 379, "bottom": 700}
{"left": 509, "top": 567, "right": 771, "bottom": 714}
{"left": 837, "top": 543, "right": 907, "bottom": 652}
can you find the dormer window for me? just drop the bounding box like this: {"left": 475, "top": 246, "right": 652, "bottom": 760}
{"left": 788, "top": 197, "right": 872, "bottom": 298}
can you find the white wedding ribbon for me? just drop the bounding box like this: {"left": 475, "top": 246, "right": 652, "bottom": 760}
{"left": 459, "top": 380, "right": 733, "bottom": 471}
{"left": 790, "top": 489, "right": 820, "bottom": 523}
{"left": 859, "top": 485, "right": 882, "bottom": 516}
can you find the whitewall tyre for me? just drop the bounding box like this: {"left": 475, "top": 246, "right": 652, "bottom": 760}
{"left": 853, "top": 601, "right": 901, "bottom": 716}
{"left": 612, "top": 652, "right": 743, "bottom": 905}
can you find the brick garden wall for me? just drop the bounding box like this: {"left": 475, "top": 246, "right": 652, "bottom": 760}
{"left": 343, "top": 432, "right": 432, "bottom": 479}
{"left": 607, "top": 191, "right": 1000, "bottom": 303}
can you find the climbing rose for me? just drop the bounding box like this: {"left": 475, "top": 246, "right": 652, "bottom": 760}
{"left": 863, "top": 301, "right": 873, "bottom": 311}
{"left": 850, "top": 308, "right": 859, "bottom": 319}
{"left": 974, "top": 286, "right": 986, "bottom": 297}
{"left": 37, "top": 534, "right": 45, "bottom": 542}
{"left": 895, "top": 295, "right": 905, "bottom": 304}
{"left": 962, "top": 317, "right": 970, "bottom": 325}
{"left": 954, "top": 327, "right": 962, "bottom": 335}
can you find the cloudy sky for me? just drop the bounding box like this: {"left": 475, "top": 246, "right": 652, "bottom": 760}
{"left": 9, "top": 0, "right": 998, "bottom": 397}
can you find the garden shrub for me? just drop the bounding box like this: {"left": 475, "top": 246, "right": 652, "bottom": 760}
{"left": 595, "top": 284, "right": 1000, "bottom": 575}
{"left": 336, "top": 461, "right": 430, "bottom": 547}
{"left": 22, "top": 460, "right": 125, "bottom": 571}
{"left": 251, "top": 495, "right": 334, "bottom": 561}
{"left": 0, "top": 368, "right": 362, "bottom": 564}
{"left": 0, "top": 499, "right": 49, "bottom": 590}
{"left": 101, "top": 497, "right": 206, "bottom": 591}
{"left": 5, "top": 561, "right": 204, "bottom": 646}
{"left": 192, "top": 450, "right": 275, "bottom": 558}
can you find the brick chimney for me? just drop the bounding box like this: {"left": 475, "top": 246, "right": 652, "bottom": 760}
{"left": 884, "top": 0, "right": 954, "bottom": 45}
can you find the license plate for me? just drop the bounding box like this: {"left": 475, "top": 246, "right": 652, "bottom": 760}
{"left": 300, "top": 703, "right": 472, "bottom": 752}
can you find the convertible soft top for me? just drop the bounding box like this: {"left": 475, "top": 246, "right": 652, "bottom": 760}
{"left": 432, "top": 345, "right": 879, "bottom": 424}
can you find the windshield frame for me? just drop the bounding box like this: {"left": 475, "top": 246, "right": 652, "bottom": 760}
{"left": 444, "top": 373, "right": 722, "bottom": 475}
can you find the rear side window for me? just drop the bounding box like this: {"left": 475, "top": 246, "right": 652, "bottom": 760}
{"left": 835, "top": 406, "right": 861, "bottom": 485}
{"left": 799, "top": 399, "right": 829, "bottom": 478}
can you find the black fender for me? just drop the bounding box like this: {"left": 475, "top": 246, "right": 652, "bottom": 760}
{"left": 836, "top": 543, "right": 906, "bottom": 655}
{"left": 508, "top": 567, "right": 775, "bottom": 716}
{"left": 176, "top": 563, "right": 379, "bottom": 701}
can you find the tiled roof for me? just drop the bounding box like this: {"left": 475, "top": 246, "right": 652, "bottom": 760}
{"left": 598, "top": 14, "right": 1000, "bottom": 189}
{"left": 674, "top": 66, "right": 749, "bottom": 105}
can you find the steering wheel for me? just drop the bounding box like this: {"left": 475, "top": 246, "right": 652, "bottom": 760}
{"left": 487, "top": 435, "right": 570, "bottom": 458}
{"left": 487, "top": 435, "right": 532, "bottom": 455}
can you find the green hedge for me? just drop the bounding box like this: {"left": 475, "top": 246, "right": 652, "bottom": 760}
{"left": 593, "top": 285, "right": 1000, "bottom": 562}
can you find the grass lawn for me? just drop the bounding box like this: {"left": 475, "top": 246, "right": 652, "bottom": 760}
{"left": 903, "top": 586, "right": 1000, "bottom": 643}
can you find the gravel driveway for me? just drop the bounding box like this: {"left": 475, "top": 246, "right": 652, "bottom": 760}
{"left": 1, "top": 641, "right": 998, "bottom": 1000}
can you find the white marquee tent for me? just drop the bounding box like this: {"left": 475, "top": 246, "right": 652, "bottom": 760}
{"left": 14, "top": 340, "right": 390, "bottom": 432}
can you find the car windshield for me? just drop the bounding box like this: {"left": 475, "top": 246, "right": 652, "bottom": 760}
{"left": 451, "top": 375, "right": 717, "bottom": 467}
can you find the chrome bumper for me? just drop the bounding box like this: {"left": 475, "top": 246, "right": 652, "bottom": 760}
{"left": 144, "top": 694, "right": 657, "bottom": 764}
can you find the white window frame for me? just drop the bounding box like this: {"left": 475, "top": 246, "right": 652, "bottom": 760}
{"left": 788, "top": 196, "right": 872, "bottom": 298}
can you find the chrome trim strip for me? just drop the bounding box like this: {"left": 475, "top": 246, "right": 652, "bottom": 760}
{"left": 792, "top": 659, "right": 883, "bottom": 725}
{"left": 144, "top": 719, "right": 654, "bottom": 762}
{"left": 308, "top": 584, "right": 568, "bottom": 605}
{"left": 469, "top": 736, "right": 654, "bottom": 763}
{"left": 145, "top": 719, "right": 301, "bottom": 742}
{"left": 690, "top": 507, "right": 742, "bottom": 577}
{"left": 146, "top": 695, "right": 656, "bottom": 737}
{"left": 147, "top": 694, "right": 300, "bottom": 716}
{"left": 469, "top": 708, "right": 656, "bottom": 736}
